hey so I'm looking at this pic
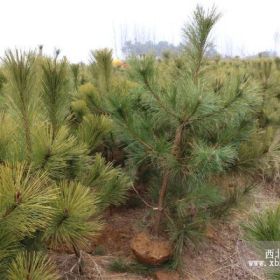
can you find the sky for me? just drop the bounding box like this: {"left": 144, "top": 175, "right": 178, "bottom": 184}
{"left": 1, "top": 0, "right": 280, "bottom": 62}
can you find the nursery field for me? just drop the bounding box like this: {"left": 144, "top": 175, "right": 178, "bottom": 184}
{"left": 0, "top": 6, "right": 279, "bottom": 280}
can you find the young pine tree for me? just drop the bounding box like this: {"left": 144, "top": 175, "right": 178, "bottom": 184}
{"left": 89, "top": 48, "right": 113, "bottom": 95}
{"left": 3, "top": 50, "right": 39, "bottom": 161}
{"left": 0, "top": 49, "right": 132, "bottom": 278}
{"left": 0, "top": 163, "right": 59, "bottom": 279}
{"left": 108, "top": 5, "right": 261, "bottom": 264}
{"left": 243, "top": 207, "right": 280, "bottom": 280}
{"left": 41, "top": 52, "right": 70, "bottom": 139}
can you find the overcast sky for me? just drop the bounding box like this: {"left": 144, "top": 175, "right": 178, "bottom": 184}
{"left": 1, "top": 0, "right": 280, "bottom": 62}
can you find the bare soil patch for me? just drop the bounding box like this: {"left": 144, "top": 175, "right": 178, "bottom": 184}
{"left": 52, "top": 183, "right": 279, "bottom": 279}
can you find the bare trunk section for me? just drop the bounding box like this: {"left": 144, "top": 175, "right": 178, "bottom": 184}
{"left": 153, "top": 170, "right": 170, "bottom": 235}
{"left": 73, "top": 244, "right": 84, "bottom": 275}
{"left": 153, "top": 124, "right": 184, "bottom": 236}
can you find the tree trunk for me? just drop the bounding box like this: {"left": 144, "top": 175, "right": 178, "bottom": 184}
{"left": 153, "top": 170, "right": 170, "bottom": 235}
{"left": 73, "top": 245, "right": 84, "bottom": 275}
{"left": 153, "top": 125, "right": 184, "bottom": 236}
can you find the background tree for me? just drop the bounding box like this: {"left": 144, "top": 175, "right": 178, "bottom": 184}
{"left": 122, "top": 40, "right": 182, "bottom": 58}
{"left": 89, "top": 48, "right": 113, "bottom": 95}
{"left": 0, "top": 48, "right": 132, "bottom": 278}
{"left": 3, "top": 50, "right": 38, "bottom": 161}
{"left": 41, "top": 53, "right": 70, "bottom": 139}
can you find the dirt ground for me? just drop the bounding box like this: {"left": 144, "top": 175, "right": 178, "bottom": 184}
{"left": 52, "top": 182, "right": 279, "bottom": 280}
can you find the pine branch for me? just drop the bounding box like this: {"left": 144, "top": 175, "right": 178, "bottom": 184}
{"left": 81, "top": 154, "right": 132, "bottom": 211}
{"left": 142, "top": 74, "right": 180, "bottom": 121}
{"left": 41, "top": 55, "right": 69, "bottom": 139}
{"left": 183, "top": 5, "right": 221, "bottom": 83}
{"left": 90, "top": 48, "right": 113, "bottom": 94}
{"left": 0, "top": 163, "right": 56, "bottom": 238}
{"left": 43, "top": 180, "right": 102, "bottom": 250}
{"left": 188, "top": 82, "right": 245, "bottom": 125}
{"left": 32, "top": 124, "right": 90, "bottom": 180}
{"left": 3, "top": 49, "right": 37, "bottom": 161}
{"left": 7, "top": 251, "right": 59, "bottom": 280}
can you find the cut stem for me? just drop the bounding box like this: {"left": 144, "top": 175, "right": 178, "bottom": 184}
{"left": 72, "top": 244, "right": 84, "bottom": 275}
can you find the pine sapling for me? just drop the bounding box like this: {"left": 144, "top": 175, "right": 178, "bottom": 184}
{"left": 3, "top": 50, "right": 38, "bottom": 161}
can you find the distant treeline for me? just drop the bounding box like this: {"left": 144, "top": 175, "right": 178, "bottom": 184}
{"left": 121, "top": 40, "right": 219, "bottom": 58}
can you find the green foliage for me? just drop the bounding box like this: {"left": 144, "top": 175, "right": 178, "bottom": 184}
{"left": 71, "top": 63, "right": 80, "bottom": 91}
{"left": 107, "top": 5, "right": 262, "bottom": 267}
{"left": 81, "top": 153, "right": 132, "bottom": 210}
{"left": 44, "top": 180, "right": 102, "bottom": 250}
{"left": 268, "top": 272, "right": 280, "bottom": 280}
{"left": 243, "top": 206, "right": 280, "bottom": 280}
{"left": 77, "top": 114, "right": 112, "bottom": 151}
{"left": 183, "top": 5, "right": 221, "bottom": 81}
{"left": 76, "top": 82, "right": 102, "bottom": 114}
{"left": 0, "top": 48, "right": 131, "bottom": 277}
{"left": 0, "top": 70, "right": 7, "bottom": 94}
{"left": 243, "top": 206, "right": 280, "bottom": 241}
{"left": 0, "top": 4, "right": 278, "bottom": 277}
{"left": 258, "top": 130, "right": 280, "bottom": 181}
{"left": 3, "top": 49, "right": 39, "bottom": 160}
{"left": 32, "top": 124, "right": 89, "bottom": 180}
{"left": 0, "top": 230, "right": 18, "bottom": 277}
{"left": 189, "top": 142, "right": 238, "bottom": 177}
{"left": 0, "top": 163, "right": 57, "bottom": 279}
{"left": 7, "top": 251, "right": 59, "bottom": 280}
{"left": 210, "top": 184, "right": 255, "bottom": 218}
{"left": 237, "top": 58, "right": 280, "bottom": 181}
{"left": 90, "top": 48, "right": 113, "bottom": 94}
{"left": 41, "top": 55, "right": 70, "bottom": 137}
{"left": 0, "top": 163, "right": 56, "bottom": 238}
{"left": 0, "top": 113, "right": 15, "bottom": 162}
{"left": 70, "top": 99, "right": 90, "bottom": 123}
